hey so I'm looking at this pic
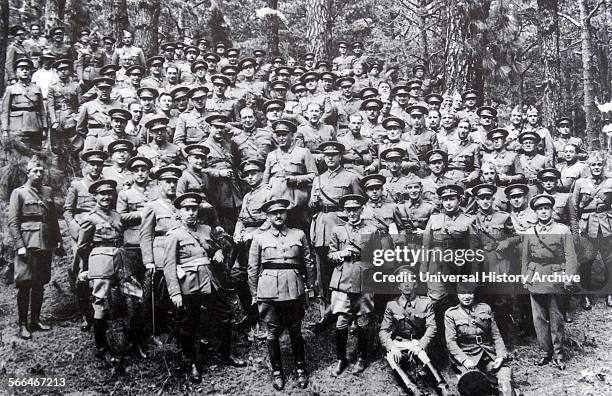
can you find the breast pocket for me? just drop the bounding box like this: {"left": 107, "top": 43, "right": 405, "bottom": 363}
{"left": 287, "top": 159, "right": 306, "bottom": 175}
{"left": 23, "top": 199, "right": 42, "bottom": 216}
{"left": 178, "top": 241, "right": 197, "bottom": 259}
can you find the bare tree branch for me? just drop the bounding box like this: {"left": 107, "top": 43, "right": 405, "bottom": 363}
{"left": 558, "top": 12, "right": 580, "bottom": 27}
{"left": 586, "top": 0, "right": 606, "bottom": 21}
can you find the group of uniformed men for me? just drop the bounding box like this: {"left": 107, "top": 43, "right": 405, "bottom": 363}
{"left": 4, "top": 23, "right": 612, "bottom": 395}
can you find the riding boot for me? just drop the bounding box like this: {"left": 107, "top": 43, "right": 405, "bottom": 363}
{"left": 17, "top": 286, "right": 31, "bottom": 339}
{"left": 76, "top": 280, "right": 92, "bottom": 331}
{"left": 352, "top": 327, "right": 369, "bottom": 374}
{"left": 332, "top": 328, "right": 349, "bottom": 376}
{"left": 93, "top": 319, "right": 119, "bottom": 365}
{"left": 216, "top": 322, "right": 246, "bottom": 367}
{"left": 267, "top": 338, "right": 285, "bottom": 390}
{"left": 30, "top": 286, "right": 51, "bottom": 331}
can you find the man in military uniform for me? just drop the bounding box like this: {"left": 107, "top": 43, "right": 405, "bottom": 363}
{"left": 137, "top": 116, "right": 180, "bottom": 168}
{"left": 378, "top": 148, "right": 414, "bottom": 203}
{"left": 339, "top": 113, "right": 375, "bottom": 175}
{"left": 360, "top": 174, "right": 397, "bottom": 233}
{"left": 164, "top": 192, "right": 245, "bottom": 383}
{"left": 8, "top": 157, "right": 64, "bottom": 339}
{"left": 517, "top": 131, "right": 551, "bottom": 198}
{"left": 437, "top": 111, "right": 458, "bottom": 148}
{"left": 76, "top": 34, "right": 106, "bottom": 92}
{"left": 482, "top": 128, "right": 525, "bottom": 186}
{"left": 333, "top": 77, "right": 361, "bottom": 130}
{"left": 102, "top": 36, "right": 116, "bottom": 65}
{"left": 141, "top": 56, "right": 165, "bottom": 91}
{"left": 1, "top": 58, "right": 48, "bottom": 166}
{"left": 76, "top": 77, "right": 122, "bottom": 153}
{"left": 379, "top": 267, "right": 450, "bottom": 395}
{"left": 445, "top": 283, "right": 514, "bottom": 395}
{"left": 556, "top": 143, "right": 588, "bottom": 192}
{"left": 459, "top": 89, "right": 479, "bottom": 126}
{"left": 360, "top": 97, "right": 385, "bottom": 140}
{"left": 220, "top": 65, "right": 247, "bottom": 101}
{"left": 299, "top": 71, "right": 333, "bottom": 122}
{"left": 64, "top": 150, "right": 108, "bottom": 331}
{"left": 173, "top": 86, "right": 210, "bottom": 147}
{"left": 206, "top": 74, "right": 237, "bottom": 120}
{"left": 421, "top": 149, "right": 455, "bottom": 207}
{"left": 189, "top": 60, "right": 211, "bottom": 90}
{"left": 5, "top": 26, "right": 29, "bottom": 84}
{"left": 263, "top": 119, "right": 317, "bottom": 233}
{"left": 328, "top": 194, "right": 379, "bottom": 376}
{"left": 332, "top": 41, "right": 354, "bottom": 76}
{"left": 101, "top": 139, "right": 134, "bottom": 191}
{"left": 248, "top": 198, "right": 315, "bottom": 390}
{"left": 47, "top": 27, "right": 75, "bottom": 60}
{"left": 23, "top": 24, "right": 47, "bottom": 70}
{"left": 229, "top": 107, "right": 274, "bottom": 164}
{"left": 521, "top": 194, "right": 578, "bottom": 369}
{"left": 171, "top": 86, "right": 191, "bottom": 114}
{"left": 471, "top": 106, "right": 497, "bottom": 152}
{"left": 111, "top": 30, "right": 146, "bottom": 66}
{"left": 405, "top": 104, "right": 439, "bottom": 177}
{"left": 237, "top": 57, "right": 266, "bottom": 97}
{"left": 572, "top": 152, "right": 612, "bottom": 308}
{"left": 117, "top": 65, "right": 145, "bottom": 106}
{"left": 553, "top": 117, "right": 584, "bottom": 164}
{"left": 296, "top": 103, "right": 336, "bottom": 163}
{"left": 523, "top": 106, "right": 555, "bottom": 161}
{"left": 377, "top": 118, "right": 421, "bottom": 175}
{"left": 393, "top": 173, "right": 438, "bottom": 236}
{"left": 445, "top": 117, "right": 481, "bottom": 186}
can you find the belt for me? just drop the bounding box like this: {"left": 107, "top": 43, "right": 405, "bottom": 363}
{"left": 242, "top": 219, "right": 265, "bottom": 227}
{"left": 93, "top": 239, "right": 123, "bottom": 247}
{"left": 582, "top": 206, "right": 610, "bottom": 214}
{"left": 10, "top": 107, "right": 37, "bottom": 111}
{"left": 154, "top": 230, "right": 168, "bottom": 237}
{"left": 178, "top": 257, "right": 210, "bottom": 269}
{"left": 530, "top": 257, "right": 563, "bottom": 265}
{"left": 21, "top": 214, "right": 43, "bottom": 221}
{"left": 318, "top": 205, "right": 340, "bottom": 213}
{"left": 344, "top": 252, "right": 362, "bottom": 261}
{"left": 447, "top": 166, "right": 467, "bottom": 171}
{"left": 88, "top": 123, "right": 106, "bottom": 128}
{"left": 460, "top": 335, "right": 488, "bottom": 345}
{"left": 262, "top": 262, "right": 304, "bottom": 270}
{"left": 526, "top": 179, "right": 538, "bottom": 185}
{"left": 342, "top": 159, "right": 364, "bottom": 166}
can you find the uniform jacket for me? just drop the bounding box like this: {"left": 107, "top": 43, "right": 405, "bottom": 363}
{"left": 379, "top": 294, "right": 436, "bottom": 351}
{"left": 64, "top": 176, "right": 99, "bottom": 240}
{"left": 140, "top": 197, "right": 181, "bottom": 269}
{"left": 173, "top": 109, "right": 209, "bottom": 147}
{"left": 117, "top": 181, "right": 159, "bottom": 246}
{"left": 572, "top": 176, "right": 612, "bottom": 238}
{"left": 263, "top": 145, "right": 317, "bottom": 207}
{"left": 1, "top": 81, "right": 47, "bottom": 132}
{"left": 48, "top": 79, "right": 82, "bottom": 128}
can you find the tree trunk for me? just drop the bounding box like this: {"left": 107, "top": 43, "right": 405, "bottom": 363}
{"left": 265, "top": 0, "right": 280, "bottom": 57}
{"left": 110, "top": 0, "right": 130, "bottom": 43}
{"left": 603, "top": 0, "right": 612, "bottom": 100}
{"left": 536, "top": 0, "right": 561, "bottom": 132}
{"left": 443, "top": 0, "right": 470, "bottom": 94}
{"left": 44, "top": 0, "right": 63, "bottom": 31}
{"left": 128, "top": 0, "right": 160, "bottom": 57}
{"left": 0, "top": 0, "right": 8, "bottom": 96}
{"left": 417, "top": 0, "right": 429, "bottom": 68}
{"left": 579, "top": 0, "right": 597, "bottom": 147}
{"left": 305, "top": 0, "right": 332, "bottom": 62}
{"left": 208, "top": 0, "right": 230, "bottom": 47}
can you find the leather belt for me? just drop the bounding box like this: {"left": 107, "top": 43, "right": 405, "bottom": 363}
{"left": 530, "top": 257, "right": 563, "bottom": 265}
{"left": 318, "top": 205, "right": 340, "bottom": 213}
{"left": 242, "top": 219, "right": 265, "bottom": 227}
{"left": 154, "top": 230, "right": 168, "bottom": 237}
{"left": 262, "top": 262, "right": 304, "bottom": 270}
{"left": 10, "top": 107, "right": 37, "bottom": 111}
{"left": 582, "top": 206, "right": 610, "bottom": 213}
{"left": 460, "top": 335, "right": 488, "bottom": 345}
{"left": 21, "top": 214, "right": 43, "bottom": 221}
{"left": 88, "top": 123, "right": 105, "bottom": 128}
{"left": 93, "top": 239, "right": 123, "bottom": 247}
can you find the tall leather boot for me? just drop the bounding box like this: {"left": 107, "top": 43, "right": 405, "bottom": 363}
{"left": 93, "top": 319, "right": 118, "bottom": 365}
{"left": 289, "top": 324, "right": 308, "bottom": 388}
{"left": 267, "top": 339, "right": 285, "bottom": 390}
{"left": 216, "top": 323, "right": 246, "bottom": 367}
{"left": 76, "top": 281, "right": 92, "bottom": 331}
{"left": 352, "top": 327, "right": 369, "bottom": 374}
{"left": 30, "top": 286, "right": 51, "bottom": 331}
{"left": 332, "top": 328, "right": 348, "bottom": 376}
{"left": 17, "top": 286, "right": 31, "bottom": 339}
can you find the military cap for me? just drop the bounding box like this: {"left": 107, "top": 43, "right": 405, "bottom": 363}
{"left": 404, "top": 173, "right": 422, "bottom": 186}
{"left": 102, "top": 35, "right": 116, "bottom": 44}
{"left": 456, "top": 282, "right": 479, "bottom": 294}
{"left": 362, "top": 174, "right": 386, "bottom": 189}
{"left": 275, "top": 66, "right": 293, "bottom": 76}
{"left": 196, "top": 38, "right": 209, "bottom": 46}
{"left": 206, "top": 114, "right": 228, "bottom": 127}
{"left": 504, "top": 183, "right": 529, "bottom": 197}
{"left": 107, "top": 139, "right": 134, "bottom": 153}
{"left": 238, "top": 57, "right": 257, "bottom": 70}
{"left": 471, "top": 183, "right": 497, "bottom": 197}
{"left": 360, "top": 98, "right": 383, "bottom": 111}
{"left": 426, "top": 149, "right": 448, "bottom": 163}
{"left": 93, "top": 76, "right": 115, "bottom": 88}
{"left": 126, "top": 65, "right": 145, "bottom": 75}
{"left": 88, "top": 179, "right": 118, "bottom": 195}
{"left": 526, "top": 106, "right": 539, "bottom": 115}
{"left": 537, "top": 168, "right": 561, "bottom": 181}
{"left": 424, "top": 93, "right": 443, "bottom": 104}
{"left": 518, "top": 131, "right": 541, "bottom": 144}
{"left": 315, "top": 60, "right": 332, "bottom": 70}
{"left": 293, "top": 67, "right": 306, "bottom": 77}
{"left": 336, "top": 76, "right": 355, "bottom": 88}
{"left": 184, "top": 144, "right": 210, "bottom": 157}
{"left": 360, "top": 87, "right": 379, "bottom": 100}
{"left": 203, "top": 52, "right": 221, "bottom": 62}
{"left": 487, "top": 128, "right": 509, "bottom": 141}
{"left": 382, "top": 116, "right": 406, "bottom": 130}
{"left": 108, "top": 108, "right": 132, "bottom": 121}
{"left": 26, "top": 156, "right": 44, "bottom": 171}
{"left": 155, "top": 166, "right": 182, "bottom": 180}
{"left": 174, "top": 192, "right": 202, "bottom": 209}
{"left": 291, "top": 83, "right": 306, "bottom": 94}
{"left": 146, "top": 55, "right": 165, "bottom": 67}
{"left": 191, "top": 60, "right": 208, "bottom": 72}
{"left": 80, "top": 150, "right": 108, "bottom": 163}
{"left": 13, "top": 58, "right": 33, "bottom": 70}
{"left": 264, "top": 99, "right": 285, "bottom": 112}
{"left": 39, "top": 51, "right": 56, "bottom": 61}
{"left": 127, "top": 156, "right": 153, "bottom": 170}
{"left": 318, "top": 141, "right": 345, "bottom": 155}
{"left": 530, "top": 194, "right": 555, "bottom": 210}
{"left": 380, "top": 147, "right": 406, "bottom": 160}
{"left": 241, "top": 159, "right": 265, "bottom": 173}
{"left": 272, "top": 56, "right": 284, "bottom": 64}
{"left": 391, "top": 85, "right": 410, "bottom": 96}
{"left": 144, "top": 116, "right": 170, "bottom": 130}
{"left": 10, "top": 25, "right": 26, "bottom": 36}
{"left": 269, "top": 80, "right": 290, "bottom": 91}
{"left": 210, "top": 74, "right": 231, "bottom": 86}
{"left": 461, "top": 89, "right": 479, "bottom": 100}
{"left": 412, "top": 64, "right": 426, "bottom": 74}
{"left": 304, "top": 52, "right": 315, "bottom": 60}
{"left": 272, "top": 119, "right": 297, "bottom": 134}
{"left": 476, "top": 106, "right": 497, "bottom": 118}
{"left": 188, "top": 86, "right": 209, "bottom": 99}
{"left": 253, "top": 49, "right": 266, "bottom": 57}
{"left": 137, "top": 87, "right": 159, "bottom": 99}
{"left": 221, "top": 65, "right": 239, "bottom": 75}
{"left": 170, "top": 86, "right": 191, "bottom": 100}
{"left": 337, "top": 40, "right": 349, "bottom": 47}
{"left": 407, "top": 104, "right": 428, "bottom": 116}
{"left": 226, "top": 47, "right": 240, "bottom": 56}
{"left": 53, "top": 59, "right": 72, "bottom": 70}
{"left": 184, "top": 45, "right": 200, "bottom": 55}
{"left": 100, "top": 64, "right": 120, "bottom": 76}
{"left": 369, "top": 61, "right": 382, "bottom": 71}
{"left": 351, "top": 41, "right": 364, "bottom": 48}
{"left": 80, "top": 29, "right": 91, "bottom": 37}
{"left": 407, "top": 79, "right": 422, "bottom": 90}
{"left": 261, "top": 198, "right": 292, "bottom": 213}
{"left": 50, "top": 26, "right": 65, "bottom": 36}
{"left": 160, "top": 42, "right": 176, "bottom": 52}
{"left": 320, "top": 72, "right": 337, "bottom": 81}
{"left": 340, "top": 194, "right": 367, "bottom": 208}
{"left": 300, "top": 71, "right": 319, "bottom": 83}
{"left": 175, "top": 42, "right": 185, "bottom": 50}
{"left": 556, "top": 117, "right": 572, "bottom": 127}
{"left": 437, "top": 184, "right": 463, "bottom": 198}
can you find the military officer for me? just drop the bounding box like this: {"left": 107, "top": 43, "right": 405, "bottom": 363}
{"left": 360, "top": 97, "right": 386, "bottom": 140}
{"left": 229, "top": 107, "right": 275, "bottom": 164}
{"left": 333, "top": 77, "right": 361, "bottom": 130}
{"left": 328, "top": 194, "right": 380, "bottom": 376}
{"left": 101, "top": 139, "right": 134, "bottom": 191}
{"left": 339, "top": 113, "right": 375, "bottom": 175}
{"left": 471, "top": 106, "right": 497, "bottom": 152}
{"left": 444, "top": 283, "right": 514, "bottom": 395}
{"left": 458, "top": 90, "right": 479, "bottom": 126}
{"left": 377, "top": 117, "right": 421, "bottom": 175}
{"left": 111, "top": 30, "right": 146, "bottom": 66}
{"left": 190, "top": 60, "right": 211, "bottom": 90}
{"left": 523, "top": 106, "right": 555, "bottom": 161}
{"left": 76, "top": 77, "right": 122, "bottom": 152}
{"left": 553, "top": 117, "right": 584, "bottom": 164}
{"left": 296, "top": 103, "right": 337, "bottom": 163}
{"left": 5, "top": 26, "right": 29, "bottom": 83}
{"left": 378, "top": 148, "right": 415, "bottom": 204}
{"left": 482, "top": 128, "right": 525, "bottom": 186}
{"left": 8, "top": 156, "right": 64, "bottom": 339}
{"left": 517, "top": 131, "right": 551, "bottom": 198}
{"left": 206, "top": 74, "right": 237, "bottom": 120}
{"left": 237, "top": 57, "right": 266, "bottom": 97}
{"left": 445, "top": 117, "right": 481, "bottom": 186}
{"left": 390, "top": 85, "right": 412, "bottom": 125}
{"left": 75, "top": 34, "right": 106, "bottom": 92}
{"left": 23, "top": 24, "right": 47, "bottom": 70}
{"left": 164, "top": 193, "right": 245, "bottom": 383}
{"left": 360, "top": 174, "right": 397, "bottom": 233}
{"left": 521, "top": 194, "right": 577, "bottom": 370}
{"left": 173, "top": 86, "right": 210, "bottom": 148}
{"left": 556, "top": 143, "right": 588, "bottom": 192}
{"left": 87, "top": 107, "right": 136, "bottom": 152}
{"left": 405, "top": 104, "right": 439, "bottom": 177}
{"left": 393, "top": 173, "right": 438, "bottom": 236}
{"left": 137, "top": 116, "right": 181, "bottom": 168}
{"left": 141, "top": 56, "right": 165, "bottom": 91}
{"left": 248, "top": 198, "right": 315, "bottom": 390}
{"left": 421, "top": 149, "right": 455, "bottom": 208}
{"left": 332, "top": 40, "right": 355, "bottom": 76}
